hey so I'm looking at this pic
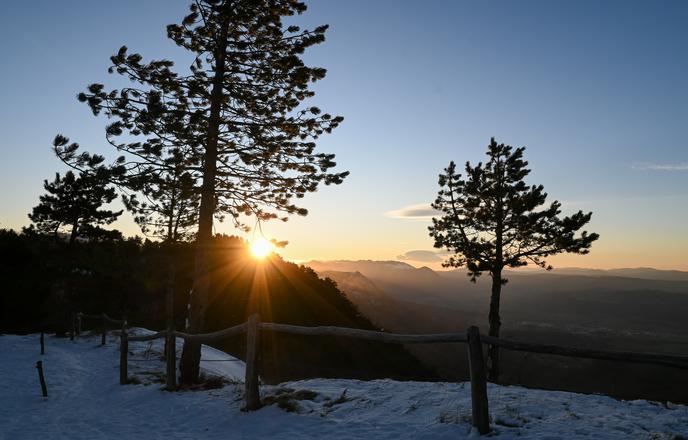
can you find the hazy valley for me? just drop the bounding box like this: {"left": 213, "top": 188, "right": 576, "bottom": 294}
{"left": 309, "top": 260, "right": 688, "bottom": 402}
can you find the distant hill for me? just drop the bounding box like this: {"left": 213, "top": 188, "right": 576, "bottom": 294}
{"left": 318, "top": 270, "right": 476, "bottom": 334}
{"left": 308, "top": 260, "right": 445, "bottom": 303}
{"left": 317, "top": 270, "right": 394, "bottom": 324}
{"left": 540, "top": 267, "right": 688, "bottom": 282}
{"left": 308, "top": 260, "right": 417, "bottom": 280}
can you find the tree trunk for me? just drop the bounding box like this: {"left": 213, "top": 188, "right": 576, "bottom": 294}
{"left": 69, "top": 221, "right": 79, "bottom": 245}
{"left": 487, "top": 269, "right": 502, "bottom": 382}
{"left": 180, "top": 15, "right": 230, "bottom": 385}
{"left": 166, "top": 256, "right": 175, "bottom": 328}
{"left": 163, "top": 252, "right": 176, "bottom": 368}
{"left": 167, "top": 184, "right": 177, "bottom": 242}
{"left": 488, "top": 158, "right": 505, "bottom": 382}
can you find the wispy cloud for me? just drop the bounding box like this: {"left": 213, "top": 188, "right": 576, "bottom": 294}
{"left": 632, "top": 162, "right": 688, "bottom": 171}
{"left": 385, "top": 203, "right": 440, "bottom": 220}
{"left": 397, "top": 249, "right": 449, "bottom": 262}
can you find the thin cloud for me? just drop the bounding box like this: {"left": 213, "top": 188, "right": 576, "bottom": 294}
{"left": 632, "top": 162, "right": 688, "bottom": 171}
{"left": 385, "top": 203, "right": 440, "bottom": 220}
{"left": 397, "top": 250, "right": 444, "bottom": 262}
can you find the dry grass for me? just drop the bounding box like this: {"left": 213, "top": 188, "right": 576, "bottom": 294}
{"left": 263, "top": 387, "right": 320, "bottom": 412}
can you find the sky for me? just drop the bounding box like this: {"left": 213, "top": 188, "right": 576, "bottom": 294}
{"left": 1, "top": 0, "right": 687, "bottom": 270}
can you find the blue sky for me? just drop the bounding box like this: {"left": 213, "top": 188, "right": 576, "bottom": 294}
{"left": 1, "top": 0, "right": 686, "bottom": 269}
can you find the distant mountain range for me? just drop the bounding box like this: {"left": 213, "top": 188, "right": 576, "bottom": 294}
{"left": 306, "top": 260, "right": 688, "bottom": 402}
{"left": 530, "top": 266, "right": 688, "bottom": 282}
{"left": 308, "top": 260, "right": 688, "bottom": 336}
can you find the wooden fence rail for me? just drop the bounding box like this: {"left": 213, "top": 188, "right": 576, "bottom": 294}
{"left": 78, "top": 312, "right": 125, "bottom": 326}
{"left": 75, "top": 311, "right": 688, "bottom": 436}
{"left": 127, "top": 331, "right": 168, "bottom": 343}
{"left": 481, "top": 335, "right": 688, "bottom": 370}
{"left": 173, "top": 323, "right": 247, "bottom": 342}
{"left": 76, "top": 312, "right": 127, "bottom": 346}
{"left": 259, "top": 322, "right": 468, "bottom": 344}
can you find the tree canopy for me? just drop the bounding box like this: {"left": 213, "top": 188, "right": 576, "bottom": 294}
{"left": 28, "top": 170, "right": 122, "bottom": 245}
{"left": 122, "top": 161, "right": 199, "bottom": 243}
{"left": 55, "top": 0, "right": 348, "bottom": 230}
{"left": 429, "top": 138, "right": 599, "bottom": 279}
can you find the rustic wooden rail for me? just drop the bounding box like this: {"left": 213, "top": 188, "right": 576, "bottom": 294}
{"left": 126, "top": 331, "right": 168, "bottom": 342}
{"left": 480, "top": 335, "right": 688, "bottom": 370}
{"left": 76, "top": 313, "right": 126, "bottom": 346}
{"left": 76, "top": 311, "right": 688, "bottom": 436}
{"left": 117, "top": 324, "right": 248, "bottom": 392}
{"left": 77, "top": 312, "right": 125, "bottom": 325}
{"left": 259, "top": 322, "right": 468, "bottom": 343}
{"left": 174, "top": 323, "right": 247, "bottom": 342}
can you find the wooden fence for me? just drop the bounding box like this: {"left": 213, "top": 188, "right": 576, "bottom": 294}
{"left": 74, "top": 312, "right": 688, "bottom": 436}
{"left": 74, "top": 312, "right": 125, "bottom": 345}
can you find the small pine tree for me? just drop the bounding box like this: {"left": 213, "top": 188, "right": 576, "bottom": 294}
{"left": 429, "top": 138, "right": 599, "bottom": 381}
{"left": 29, "top": 170, "right": 122, "bottom": 245}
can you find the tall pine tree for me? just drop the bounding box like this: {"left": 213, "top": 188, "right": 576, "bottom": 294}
{"left": 54, "top": 0, "right": 348, "bottom": 382}
{"left": 429, "top": 138, "right": 599, "bottom": 381}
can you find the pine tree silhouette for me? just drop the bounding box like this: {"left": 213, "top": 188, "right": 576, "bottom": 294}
{"left": 29, "top": 170, "right": 122, "bottom": 245}
{"left": 429, "top": 138, "right": 599, "bottom": 381}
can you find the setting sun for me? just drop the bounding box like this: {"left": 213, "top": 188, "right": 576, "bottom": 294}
{"left": 250, "top": 237, "right": 275, "bottom": 259}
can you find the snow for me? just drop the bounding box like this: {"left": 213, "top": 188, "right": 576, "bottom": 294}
{"left": 1, "top": 332, "right": 686, "bottom": 439}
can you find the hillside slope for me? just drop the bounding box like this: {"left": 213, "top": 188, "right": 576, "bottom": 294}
{"left": 199, "top": 238, "right": 433, "bottom": 383}
{"left": 0, "top": 233, "right": 432, "bottom": 384}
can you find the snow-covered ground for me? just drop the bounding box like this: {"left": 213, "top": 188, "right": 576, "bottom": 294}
{"left": 1, "top": 332, "right": 686, "bottom": 440}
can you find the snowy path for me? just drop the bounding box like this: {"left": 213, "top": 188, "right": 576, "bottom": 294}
{"left": 1, "top": 333, "right": 686, "bottom": 439}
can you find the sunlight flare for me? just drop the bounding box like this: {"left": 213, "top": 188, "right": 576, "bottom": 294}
{"left": 250, "top": 237, "right": 275, "bottom": 259}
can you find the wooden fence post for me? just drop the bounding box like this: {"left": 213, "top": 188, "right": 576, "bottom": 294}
{"left": 467, "top": 326, "right": 490, "bottom": 435}
{"left": 69, "top": 312, "right": 75, "bottom": 341}
{"left": 36, "top": 361, "right": 48, "bottom": 397}
{"left": 76, "top": 314, "right": 82, "bottom": 337}
{"left": 165, "top": 326, "right": 176, "bottom": 391}
{"left": 40, "top": 332, "right": 45, "bottom": 355}
{"left": 101, "top": 313, "right": 107, "bottom": 346}
{"left": 120, "top": 325, "right": 128, "bottom": 385}
{"left": 244, "top": 314, "right": 261, "bottom": 411}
